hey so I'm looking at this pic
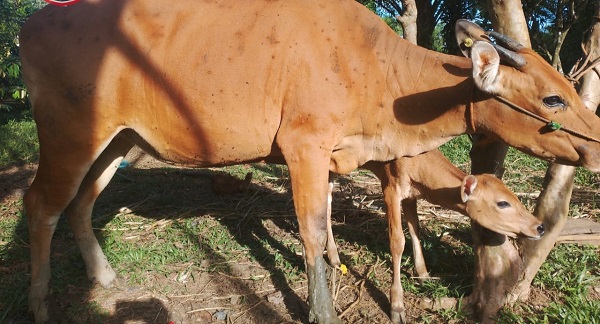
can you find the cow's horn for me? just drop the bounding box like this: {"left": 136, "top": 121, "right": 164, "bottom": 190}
{"left": 487, "top": 31, "right": 525, "bottom": 52}
{"left": 492, "top": 44, "right": 527, "bottom": 68}
{"left": 486, "top": 31, "right": 527, "bottom": 68}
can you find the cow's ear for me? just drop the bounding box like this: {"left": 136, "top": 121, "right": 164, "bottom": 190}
{"left": 461, "top": 175, "right": 478, "bottom": 203}
{"left": 471, "top": 41, "right": 504, "bottom": 95}
{"left": 455, "top": 19, "right": 488, "bottom": 58}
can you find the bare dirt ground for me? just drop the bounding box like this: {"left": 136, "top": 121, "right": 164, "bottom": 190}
{"left": 1, "top": 147, "right": 598, "bottom": 323}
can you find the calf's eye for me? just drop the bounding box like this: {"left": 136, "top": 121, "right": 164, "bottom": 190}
{"left": 497, "top": 201, "right": 511, "bottom": 209}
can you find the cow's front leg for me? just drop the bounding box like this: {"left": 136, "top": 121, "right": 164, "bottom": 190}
{"left": 287, "top": 159, "right": 340, "bottom": 323}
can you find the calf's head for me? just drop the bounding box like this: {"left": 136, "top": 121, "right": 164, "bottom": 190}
{"left": 461, "top": 174, "right": 544, "bottom": 239}
{"left": 457, "top": 20, "right": 600, "bottom": 172}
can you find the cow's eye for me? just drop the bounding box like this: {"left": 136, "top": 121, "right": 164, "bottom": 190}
{"left": 497, "top": 201, "right": 511, "bottom": 209}
{"left": 543, "top": 95, "right": 565, "bottom": 108}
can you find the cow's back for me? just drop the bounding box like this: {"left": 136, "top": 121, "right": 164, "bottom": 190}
{"left": 20, "top": 0, "right": 390, "bottom": 166}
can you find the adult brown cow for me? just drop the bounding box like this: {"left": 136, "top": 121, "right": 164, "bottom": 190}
{"left": 19, "top": 0, "right": 600, "bottom": 323}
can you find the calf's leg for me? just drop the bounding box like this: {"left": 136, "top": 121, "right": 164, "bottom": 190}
{"left": 402, "top": 199, "right": 430, "bottom": 279}
{"left": 383, "top": 178, "right": 407, "bottom": 324}
{"left": 325, "top": 178, "right": 341, "bottom": 267}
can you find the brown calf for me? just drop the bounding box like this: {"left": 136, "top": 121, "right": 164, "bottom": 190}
{"left": 20, "top": 1, "right": 600, "bottom": 322}
{"left": 325, "top": 149, "right": 542, "bottom": 322}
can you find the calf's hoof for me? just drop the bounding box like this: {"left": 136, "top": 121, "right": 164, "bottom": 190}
{"left": 390, "top": 308, "right": 407, "bottom": 324}
{"left": 29, "top": 296, "right": 49, "bottom": 324}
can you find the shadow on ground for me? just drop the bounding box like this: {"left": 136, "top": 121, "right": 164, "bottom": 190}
{"left": 0, "top": 152, "right": 476, "bottom": 323}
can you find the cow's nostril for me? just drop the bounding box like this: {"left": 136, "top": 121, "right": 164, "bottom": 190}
{"left": 537, "top": 224, "right": 545, "bottom": 236}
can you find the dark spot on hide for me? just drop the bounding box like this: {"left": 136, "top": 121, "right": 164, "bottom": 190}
{"left": 65, "top": 83, "right": 95, "bottom": 105}
{"left": 329, "top": 51, "right": 340, "bottom": 74}
{"left": 363, "top": 25, "right": 380, "bottom": 48}
{"left": 267, "top": 26, "right": 280, "bottom": 44}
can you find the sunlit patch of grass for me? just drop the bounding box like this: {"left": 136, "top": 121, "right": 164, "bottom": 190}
{"left": 499, "top": 244, "right": 600, "bottom": 323}
{"left": 439, "top": 135, "right": 472, "bottom": 173}
{"left": 533, "top": 245, "right": 599, "bottom": 294}
{"left": 220, "top": 163, "right": 289, "bottom": 182}
{"left": 0, "top": 116, "right": 38, "bottom": 167}
{"left": 100, "top": 214, "right": 205, "bottom": 284}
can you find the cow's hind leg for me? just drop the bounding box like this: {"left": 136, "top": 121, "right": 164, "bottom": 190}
{"left": 64, "top": 133, "right": 134, "bottom": 288}
{"left": 25, "top": 175, "right": 76, "bottom": 323}
{"left": 25, "top": 135, "right": 121, "bottom": 323}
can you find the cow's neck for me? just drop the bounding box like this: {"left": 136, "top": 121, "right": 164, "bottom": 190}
{"left": 381, "top": 39, "right": 475, "bottom": 157}
{"left": 330, "top": 38, "right": 478, "bottom": 174}
{"left": 411, "top": 154, "right": 468, "bottom": 214}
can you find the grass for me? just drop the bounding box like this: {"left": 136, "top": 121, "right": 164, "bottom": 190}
{"left": 0, "top": 118, "right": 38, "bottom": 167}
{"left": 0, "top": 109, "right": 38, "bottom": 167}
{"left": 0, "top": 128, "right": 599, "bottom": 322}
{"left": 497, "top": 245, "right": 600, "bottom": 323}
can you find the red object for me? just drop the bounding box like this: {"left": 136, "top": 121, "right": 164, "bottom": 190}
{"left": 44, "top": 0, "right": 81, "bottom": 7}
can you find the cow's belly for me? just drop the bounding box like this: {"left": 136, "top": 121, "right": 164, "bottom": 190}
{"left": 127, "top": 113, "right": 279, "bottom": 167}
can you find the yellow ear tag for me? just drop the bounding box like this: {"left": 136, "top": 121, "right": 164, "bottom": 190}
{"left": 464, "top": 38, "right": 474, "bottom": 48}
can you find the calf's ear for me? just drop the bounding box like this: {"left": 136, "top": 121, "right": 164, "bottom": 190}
{"left": 461, "top": 175, "right": 478, "bottom": 202}
{"left": 471, "top": 41, "right": 504, "bottom": 96}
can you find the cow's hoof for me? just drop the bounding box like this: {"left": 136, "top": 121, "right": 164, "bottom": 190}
{"left": 307, "top": 257, "right": 342, "bottom": 324}
{"left": 391, "top": 309, "right": 407, "bottom": 324}
{"left": 108, "top": 274, "right": 128, "bottom": 290}
{"left": 308, "top": 311, "right": 342, "bottom": 324}
{"left": 90, "top": 266, "right": 117, "bottom": 288}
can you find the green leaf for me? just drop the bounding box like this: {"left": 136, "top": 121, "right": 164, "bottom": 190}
{"left": 7, "top": 63, "right": 19, "bottom": 79}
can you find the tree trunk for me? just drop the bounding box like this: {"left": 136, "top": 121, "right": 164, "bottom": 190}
{"left": 467, "top": 0, "right": 531, "bottom": 322}
{"left": 508, "top": 4, "right": 600, "bottom": 304}
{"left": 396, "top": 0, "right": 418, "bottom": 45}
{"left": 486, "top": 0, "right": 532, "bottom": 48}
{"left": 415, "top": 0, "right": 435, "bottom": 49}
{"left": 470, "top": 1, "right": 600, "bottom": 321}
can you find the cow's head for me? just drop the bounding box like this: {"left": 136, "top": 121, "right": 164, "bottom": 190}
{"left": 456, "top": 20, "right": 600, "bottom": 172}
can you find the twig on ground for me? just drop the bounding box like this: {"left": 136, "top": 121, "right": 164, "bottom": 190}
{"left": 217, "top": 272, "right": 270, "bottom": 281}
{"left": 339, "top": 279, "right": 365, "bottom": 319}
{"left": 186, "top": 305, "right": 240, "bottom": 314}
